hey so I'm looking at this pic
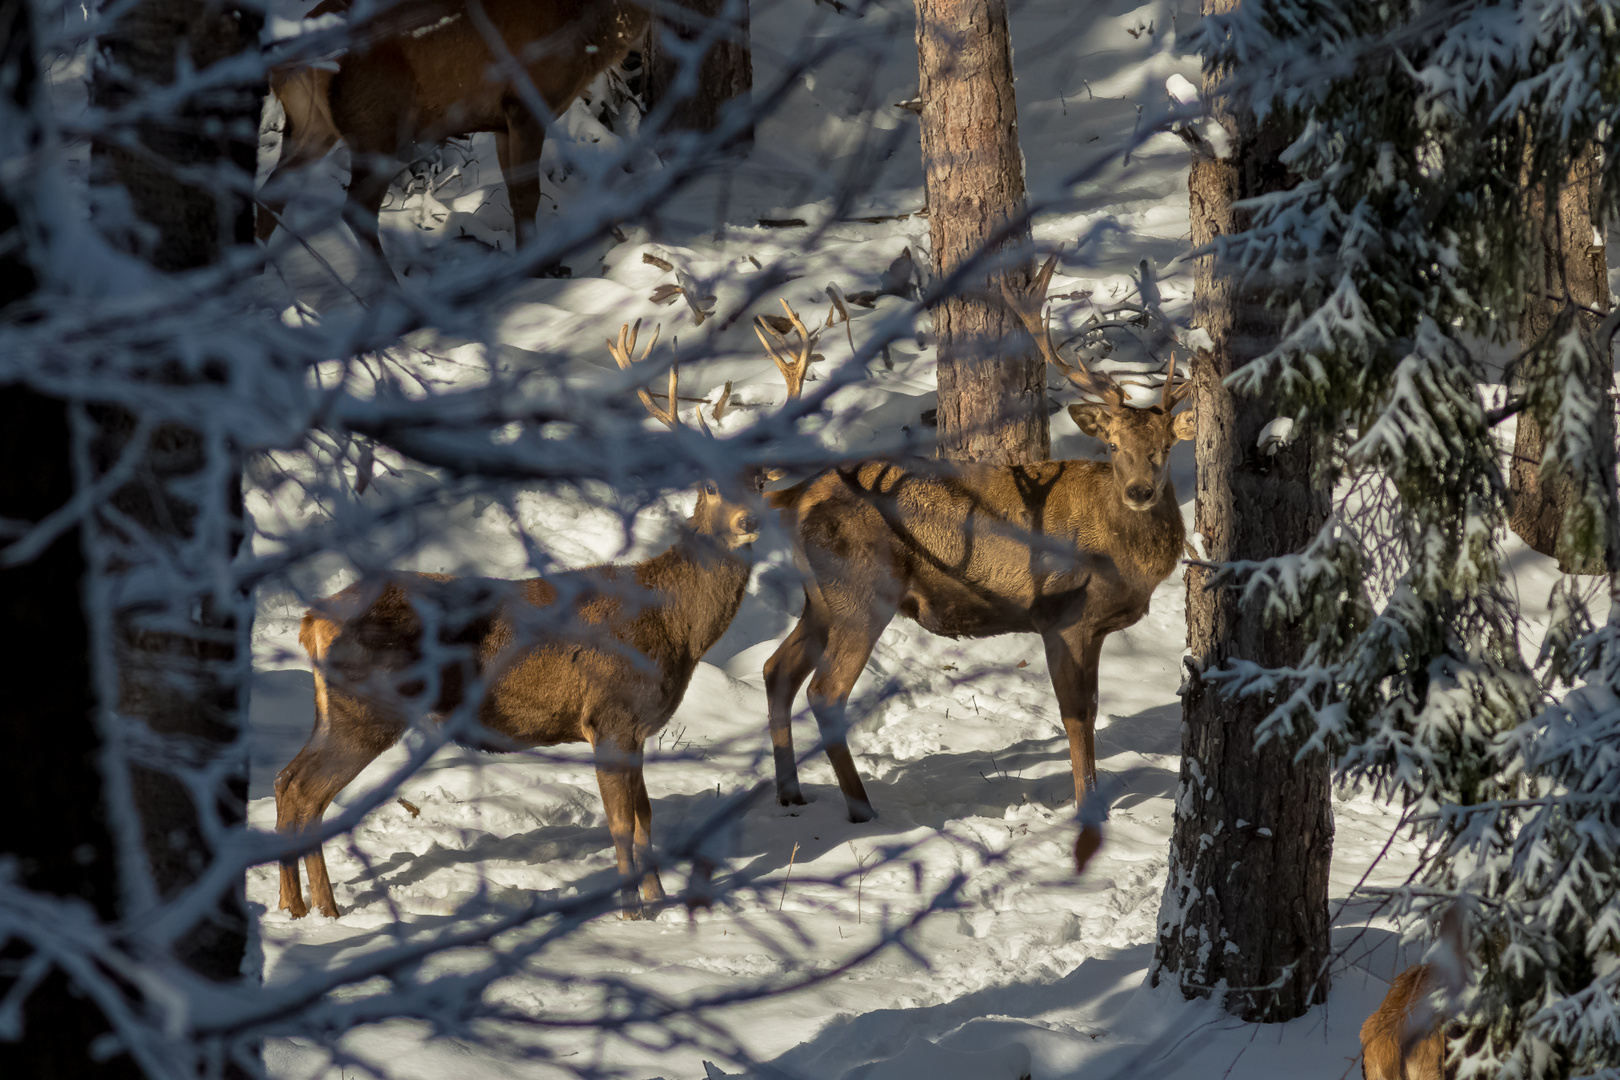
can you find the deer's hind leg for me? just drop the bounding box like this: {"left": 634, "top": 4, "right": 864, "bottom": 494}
{"left": 274, "top": 677, "right": 403, "bottom": 918}
{"left": 499, "top": 99, "right": 546, "bottom": 249}
{"left": 763, "top": 598, "right": 828, "bottom": 806}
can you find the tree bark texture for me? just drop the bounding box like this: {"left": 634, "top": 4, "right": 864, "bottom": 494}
{"left": 90, "top": 0, "right": 262, "bottom": 987}
{"left": 916, "top": 0, "right": 1048, "bottom": 465}
{"left": 1150, "top": 0, "right": 1333, "bottom": 1023}
{"left": 0, "top": 2, "right": 141, "bottom": 1073}
{"left": 1511, "top": 145, "right": 1616, "bottom": 574}
{"left": 644, "top": 0, "right": 752, "bottom": 138}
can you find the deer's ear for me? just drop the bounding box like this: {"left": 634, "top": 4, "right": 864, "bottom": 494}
{"left": 1171, "top": 408, "right": 1196, "bottom": 442}
{"left": 1067, "top": 403, "right": 1112, "bottom": 440}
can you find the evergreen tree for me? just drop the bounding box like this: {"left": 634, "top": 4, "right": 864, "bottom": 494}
{"left": 1172, "top": 0, "right": 1619, "bottom": 1072}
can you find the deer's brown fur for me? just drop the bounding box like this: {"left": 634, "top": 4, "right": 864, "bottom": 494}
{"left": 764, "top": 401, "right": 1195, "bottom": 821}
{"left": 275, "top": 486, "right": 757, "bottom": 919}
{"left": 257, "top": 0, "right": 648, "bottom": 251}
{"left": 1361, "top": 964, "right": 1447, "bottom": 1080}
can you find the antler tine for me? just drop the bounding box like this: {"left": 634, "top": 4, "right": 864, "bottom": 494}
{"left": 1160, "top": 350, "right": 1191, "bottom": 412}
{"left": 606, "top": 319, "right": 678, "bottom": 428}
{"left": 754, "top": 298, "right": 817, "bottom": 399}
{"left": 1000, "top": 254, "right": 1126, "bottom": 407}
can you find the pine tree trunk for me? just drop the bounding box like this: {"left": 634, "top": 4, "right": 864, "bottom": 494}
{"left": 0, "top": 3, "right": 142, "bottom": 1073}
{"left": 644, "top": 0, "right": 752, "bottom": 139}
{"left": 1511, "top": 146, "right": 1615, "bottom": 574}
{"left": 90, "top": 0, "right": 262, "bottom": 987}
{"left": 916, "top": 0, "right": 1048, "bottom": 465}
{"left": 1150, "top": 0, "right": 1333, "bottom": 1022}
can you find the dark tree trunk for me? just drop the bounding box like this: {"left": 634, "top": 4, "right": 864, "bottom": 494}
{"left": 90, "top": 0, "right": 263, "bottom": 988}
{"left": 1150, "top": 0, "right": 1333, "bottom": 1023}
{"left": 916, "top": 0, "right": 1048, "bottom": 465}
{"left": 1511, "top": 146, "right": 1615, "bottom": 574}
{"left": 0, "top": 2, "right": 141, "bottom": 1074}
{"left": 644, "top": 0, "right": 752, "bottom": 139}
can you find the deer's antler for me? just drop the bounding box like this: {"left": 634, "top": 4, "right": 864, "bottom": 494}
{"left": 1159, "top": 351, "right": 1191, "bottom": 412}
{"left": 1001, "top": 254, "right": 1126, "bottom": 408}
{"left": 607, "top": 318, "right": 678, "bottom": 428}
{"left": 754, "top": 299, "right": 818, "bottom": 399}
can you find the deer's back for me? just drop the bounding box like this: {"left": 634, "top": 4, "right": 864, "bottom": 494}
{"left": 1361, "top": 965, "right": 1446, "bottom": 1080}
{"left": 775, "top": 459, "right": 1182, "bottom": 638}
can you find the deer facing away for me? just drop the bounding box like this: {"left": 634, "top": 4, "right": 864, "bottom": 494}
{"left": 257, "top": 0, "right": 647, "bottom": 252}
{"left": 276, "top": 338, "right": 757, "bottom": 918}
{"left": 762, "top": 257, "right": 1194, "bottom": 822}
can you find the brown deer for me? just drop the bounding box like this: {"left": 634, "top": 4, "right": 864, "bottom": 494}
{"left": 275, "top": 326, "right": 758, "bottom": 919}
{"left": 256, "top": 0, "right": 648, "bottom": 252}
{"left": 761, "top": 256, "right": 1195, "bottom": 821}
{"left": 1361, "top": 909, "right": 1467, "bottom": 1080}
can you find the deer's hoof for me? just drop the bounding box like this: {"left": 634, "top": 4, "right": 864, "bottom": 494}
{"left": 846, "top": 802, "right": 876, "bottom": 824}
{"left": 776, "top": 786, "right": 808, "bottom": 807}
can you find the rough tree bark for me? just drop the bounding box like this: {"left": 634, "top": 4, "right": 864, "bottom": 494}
{"left": 0, "top": 4, "right": 146, "bottom": 1074}
{"left": 916, "top": 0, "right": 1048, "bottom": 465}
{"left": 1150, "top": 0, "right": 1333, "bottom": 1023}
{"left": 90, "top": 0, "right": 263, "bottom": 985}
{"left": 643, "top": 0, "right": 753, "bottom": 138}
{"left": 1511, "top": 146, "right": 1615, "bottom": 575}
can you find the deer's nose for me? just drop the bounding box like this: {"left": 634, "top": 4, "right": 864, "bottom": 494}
{"left": 737, "top": 513, "right": 759, "bottom": 535}
{"left": 1125, "top": 483, "right": 1154, "bottom": 505}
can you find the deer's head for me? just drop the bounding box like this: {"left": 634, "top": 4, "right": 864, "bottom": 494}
{"left": 1001, "top": 256, "right": 1194, "bottom": 512}
{"left": 690, "top": 481, "right": 762, "bottom": 549}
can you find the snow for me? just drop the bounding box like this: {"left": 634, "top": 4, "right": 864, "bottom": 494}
{"left": 238, "top": 1, "right": 1584, "bottom": 1078}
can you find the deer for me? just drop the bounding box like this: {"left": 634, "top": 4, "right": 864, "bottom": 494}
{"left": 1360, "top": 908, "right": 1468, "bottom": 1080}
{"left": 759, "top": 255, "right": 1195, "bottom": 823}
{"left": 256, "top": 0, "right": 648, "bottom": 253}
{"left": 274, "top": 322, "right": 758, "bottom": 919}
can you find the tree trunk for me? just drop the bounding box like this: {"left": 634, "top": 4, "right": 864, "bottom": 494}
{"left": 1150, "top": 0, "right": 1333, "bottom": 1023}
{"left": 90, "top": 0, "right": 262, "bottom": 986}
{"left": 644, "top": 0, "right": 752, "bottom": 139}
{"left": 916, "top": 0, "right": 1048, "bottom": 465}
{"left": 0, "top": 2, "right": 142, "bottom": 1073}
{"left": 1511, "top": 145, "right": 1615, "bottom": 574}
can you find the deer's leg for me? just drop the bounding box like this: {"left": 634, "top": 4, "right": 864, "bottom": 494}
{"left": 805, "top": 608, "right": 892, "bottom": 824}
{"left": 1043, "top": 628, "right": 1105, "bottom": 802}
{"left": 630, "top": 767, "right": 666, "bottom": 904}
{"left": 499, "top": 100, "right": 545, "bottom": 249}
{"left": 274, "top": 686, "right": 401, "bottom": 918}
{"left": 341, "top": 138, "right": 399, "bottom": 263}
{"left": 763, "top": 600, "right": 826, "bottom": 806}
{"left": 256, "top": 127, "right": 339, "bottom": 243}
{"left": 592, "top": 736, "right": 659, "bottom": 917}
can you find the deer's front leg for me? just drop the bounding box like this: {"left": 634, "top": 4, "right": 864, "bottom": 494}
{"left": 1043, "top": 628, "right": 1104, "bottom": 802}
{"left": 764, "top": 612, "right": 822, "bottom": 806}
{"left": 593, "top": 737, "right": 657, "bottom": 918}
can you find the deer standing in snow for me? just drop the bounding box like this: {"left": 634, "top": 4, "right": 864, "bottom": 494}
{"left": 760, "top": 256, "right": 1195, "bottom": 822}
{"left": 257, "top": 0, "right": 647, "bottom": 252}
{"left": 275, "top": 324, "right": 758, "bottom": 918}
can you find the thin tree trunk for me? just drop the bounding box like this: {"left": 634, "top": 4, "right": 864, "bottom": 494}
{"left": 1150, "top": 0, "right": 1332, "bottom": 1023}
{"left": 1511, "top": 145, "right": 1615, "bottom": 574}
{"left": 0, "top": 1, "right": 142, "bottom": 1073}
{"left": 644, "top": 0, "right": 752, "bottom": 139}
{"left": 90, "top": 0, "right": 262, "bottom": 986}
{"left": 916, "top": 0, "right": 1048, "bottom": 465}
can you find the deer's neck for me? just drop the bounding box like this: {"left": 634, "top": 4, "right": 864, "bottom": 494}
{"left": 1097, "top": 475, "right": 1185, "bottom": 587}
{"left": 635, "top": 534, "right": 750, "bottom": 664}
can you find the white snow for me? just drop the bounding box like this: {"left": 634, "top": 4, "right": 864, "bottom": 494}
{"left": 241, "top": 1, "right": 1580, "bottom": 1077}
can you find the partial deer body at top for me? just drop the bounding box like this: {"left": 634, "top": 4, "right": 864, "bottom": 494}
{"left": 763, "top": 257, "right": 1194, "bottom": 822}
{"left": 256, "top": 0, "right": 647, "bottom": 253}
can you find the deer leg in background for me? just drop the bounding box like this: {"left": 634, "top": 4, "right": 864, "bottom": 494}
{"left": 1042, "top": 627, "right": 1104, "bottom": 801}
{"left": 763, "top": 603, "right": 828, "bottom": 806}
{"left": 341, "top": 140, "right": 399, "bottom": 262}
{"left": 629, "top": 764, "right": 666, "bottom": 903}
{"left": 274, "top": 685, "right": 403, "bottom": 918}
{"left": 593, "top": 736, "right": 656, "bottom": 916}
{"left": 255, "top": 125, "right": 339, "bottom": 242}
{"left": 804, "top": 605, "right": 893, "bottom": 823}
{"left": 500, "top": 98, "right": 545, "bottom": 249}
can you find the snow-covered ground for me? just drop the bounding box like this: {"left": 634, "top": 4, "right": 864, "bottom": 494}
{"left": 243, "top": 1, "right": 1579, "bottom": 1078}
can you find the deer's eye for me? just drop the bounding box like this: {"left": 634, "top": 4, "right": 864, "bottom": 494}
{"left": 1106, "top": 443, "right": 1118, "bottom": 453}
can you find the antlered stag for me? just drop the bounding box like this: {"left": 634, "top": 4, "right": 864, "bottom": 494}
{"left": 763, "top": 256, "right": 1195, "bottom": 822}
{"left": 276, "top": 330, "right": 757, "bottom": 919}
{"left": 257, "top": 0, "right": 647, "bottom": 251}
